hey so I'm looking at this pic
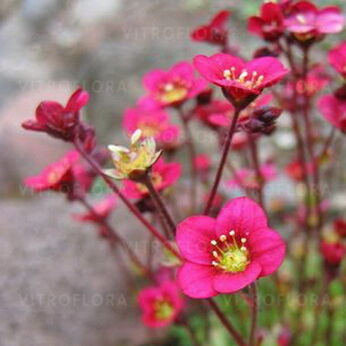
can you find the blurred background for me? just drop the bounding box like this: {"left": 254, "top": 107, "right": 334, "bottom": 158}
{"left": 0, "top": 0, "right": 344, "bottom": 345}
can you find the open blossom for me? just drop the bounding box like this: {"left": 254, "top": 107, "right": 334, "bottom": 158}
{"left": 22, "top": 88, "right": 89, "bottom": 140}
{"left": 284, "top": 1, "right": 344, "bottom": 41}
{"left": 122, "top": 106, "right": 180, "bottom": 149}
{"left": 106, "top": 130, "right": 162, "bottom": 180}
{"left": 143, "top": 62, "right": 207, "bottom": 107}
{"left": 226, "top": 163, "right": 277, "bottom": 190}
{"left": 193, "top": 53, "right": 287, "bottom": 107}
{"left": 176, "top": 197, "right": 285, "bottom": 298}
{"left": 74, "top": 195, "right": 117, "bottom": 223}
{"left": 122, "top": 158, "right": 181, "bottom": 199}
{"left": 137, "top": 280, "right": 184, "bottom": 328}
{"left": 318, "top": 94, "right": 346, "bottom": 133}
{"left": 328, "top": 41, "right": 346, "bottom": 78}
{"left": 248, "top": 2, "right": 284, "bottom": 41}
{"left": 191, "top": 10, "right": 230, "bottom": 46}
{"left": 25, "top": 151, "right": 80, "bottom": 196}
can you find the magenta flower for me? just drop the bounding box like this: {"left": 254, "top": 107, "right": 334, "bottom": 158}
{"left": 25, "top": 151, "right": 79, "bottom": 194}
{"left": 137, "top": 280, "right": 184, "bottom": 328}
{"left": 318, "top": 94, "right": 346, "bottom": 133}
{"left": 226, "top": 163, "right": 277, "bottom": 190}
{"left": 143, "top": 62, "right": 207, "bottom": 107}
{"left": 320, "top": 240, "right": 345, "bottom": 266}
{"left": 176, "top": 197, "right": 285, "bottom": 298}
{"left": 328, "top": 41, "right": 346, "bottom": 78}
{"left": 191, "top": 10, "right": 230, "bottom": 46}
{"left": 122, "top": 158, "right": 181, "bottom": 199}
{"left": 22, "top": 88, "right": 89, "bottom": 141}
{"left": 248, "top": 2, "right": 284, "bottom": 41}
{"left": 74, "top": 195, "right": 117, "bottom": 223}
{"left": 194, "top": 154, "right": 212, "bottom": 173}
{"left": 193, "top": 53, "right": 287, "bottom": 107}
{"left": 122, "top": 106, "right": 180, "bottom": 149}
{"left": 284, "top": 1, "right": 344, "bottom": 40}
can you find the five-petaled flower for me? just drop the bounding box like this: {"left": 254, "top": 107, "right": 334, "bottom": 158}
{"left": 106, "top": 129, "right": 162, "bottom": 180}
{"left": 318, "top": 94, "right": 346, "bottom": 133}
{"left": 248, "top": 2, "right": 284, "bottom": 41}
{"left": 176, "top": 197, "right": 285, "bottom": 298}
{"left": 191, "top": 10, "right": 230, "bottom": 47}
{"left": 24, "top": 151, "right": 81, "bottom": 199}
{"left": 328, "top": 41, "right": 346, "bottom": 78}
{"left": 122, "top": 106, "right": 180, "bottom": 149}
{"left": 137, "top": 280, "right": 184, "bottom": 328}
{"left": 122, "top": 158, "right": 181, "bottom": 199}
{"left": 22, "top": 88, "right": 89, "bottom": 141}
{"left": 284, "top": 1, "right": 344, "bottom": 42}
{"left": 193, "top": 53, "right": 288, "bottom": 107}
{"left": 143, "top": 62, "right": 207, "bottom": 107}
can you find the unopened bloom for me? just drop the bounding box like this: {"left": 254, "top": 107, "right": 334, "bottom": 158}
{"left": 248, "top": 2, "right": 284, "bottom": 41}
{"left": 122, "top": 158, "right": 181, "bottom": 199}
{"left": 106, "top": 130, "right": 162, "bottom": 180}
{"left": 194, "top": 154, "right": 211, "bottom": 173}
{"left": 122, "top": 106, "right": 180, "bottom": 149}
{"left": 193, "top": 53, "right": 287, "bottom": 107}
{"left": 137, "top": 281, "right": 184, "bottom": 328}
{"left": 284, "top": 1, "right": 344, "bottom": 41}
{"left": 143, "top": 62, "right": 207, "bottom": 107}
{"left": 74, "top": 195, "right": 117, "bottom": 223}
{"left": 22, "top": 88, "right": 89, "bottom": 140}
{"left": 226, "top": 163, "right": 277, "bottom": 190}
{"left": 328, "top": 41, "right": 346, "bottom": 78}
{"left": 191, "top": 10, "right": 230, "bottom": 46}
{"left": 318, "top": 94, "right": 346, "bottom": 133}
{"left": 24, "top": 151, "right": 80, "bottom": 198}
{"left": 176, "top": 197, "right": 285, "bottom": 298}
{"left": 320, "top": 240, "right": 345, "bottom": 266}
{"left": 334, "top": 219, "right": 346, "bottom": 238}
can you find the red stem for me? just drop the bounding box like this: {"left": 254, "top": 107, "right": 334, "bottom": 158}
{"left": 204, "top": 108, "right": 241, "bottom": 215}
{"left": 207, "top": 299, "right": 246, "bottom": 346}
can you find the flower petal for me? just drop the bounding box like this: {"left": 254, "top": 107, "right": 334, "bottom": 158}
{"left": 213, "top": 261, "right": 261, "bottom": 293}
{"left": 177, "top": 262, "right": 218, "bottom": 298}
{"left": 249, "top": 228, "right": 286, "bottom": 277}
{"left": 176, "top": 216, "right": 216, "bottom": 264}
{"left": 216, "top": 197, "right": 268, "bottom": 238}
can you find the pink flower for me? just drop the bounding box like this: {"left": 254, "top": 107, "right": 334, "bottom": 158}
{"left": 22, "top": 88, "right": 89, "bottom": 140}
{"left": 137, "top": 280, "right": 184, "bottom": 328}
{"left": 194, "top": 99, "right": 234, "bottom": 129}
{"left": 143, "top": 62, "right": 208, "bottom": 107}
{"left": 231, "top": 132, "right": 249, "bottom": 150}
{"left": 248, "top": 2, "right": 284, "bottom": 41}
{"left": 122, "top": 158, "right": 181, "bottom": 199}
{"left": 176, "top": 197, "right": 285, "bottom": 298}
{"left": 25, "top": 151, "right": 79, "bottom": 194}
{"left": 191, "top": 10, "right": 230, "bottom": 46}
{"left": 122, "top": 106, "right": 180, "bottom": 149}
{"left": 226, "top": 163, "right": 277, "bottom": 190}
{"left": 284, "top": 1, "right": 344, "bottom": 40}
{"left": 318, "top": 94, "right": 346, "bottom": 133}
{"left": 74, "top": 195, "right": 117, "bottom": 223}
{"left": 320, "top": 240, "right": 345, "bottom": 266}
{"left": 193, "top": 53, "right": 287, "bottom": 107}
{"left": 285, "top": 159, "right": 314, "bottom": 181}
{"left": 328, "top": 41, "right": 346, "bottom": 78}
{"left": 194, "top": 154, "right": 211, "bottom": 173}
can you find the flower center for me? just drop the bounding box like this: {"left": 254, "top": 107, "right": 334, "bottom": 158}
{"left": 210, "top": 230, "right": 250, "bottom": 272}
{"left": 159, "top": 79, "right": 190, "bottom": 104}
{"left": 223, "top": 68, "right": 264, "bottom": 89}
{"left": 154, "top": 298, "right": 174, "bottom": 321}
{"left": 296, "top": 14, "right": 307, "bottom": 24}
